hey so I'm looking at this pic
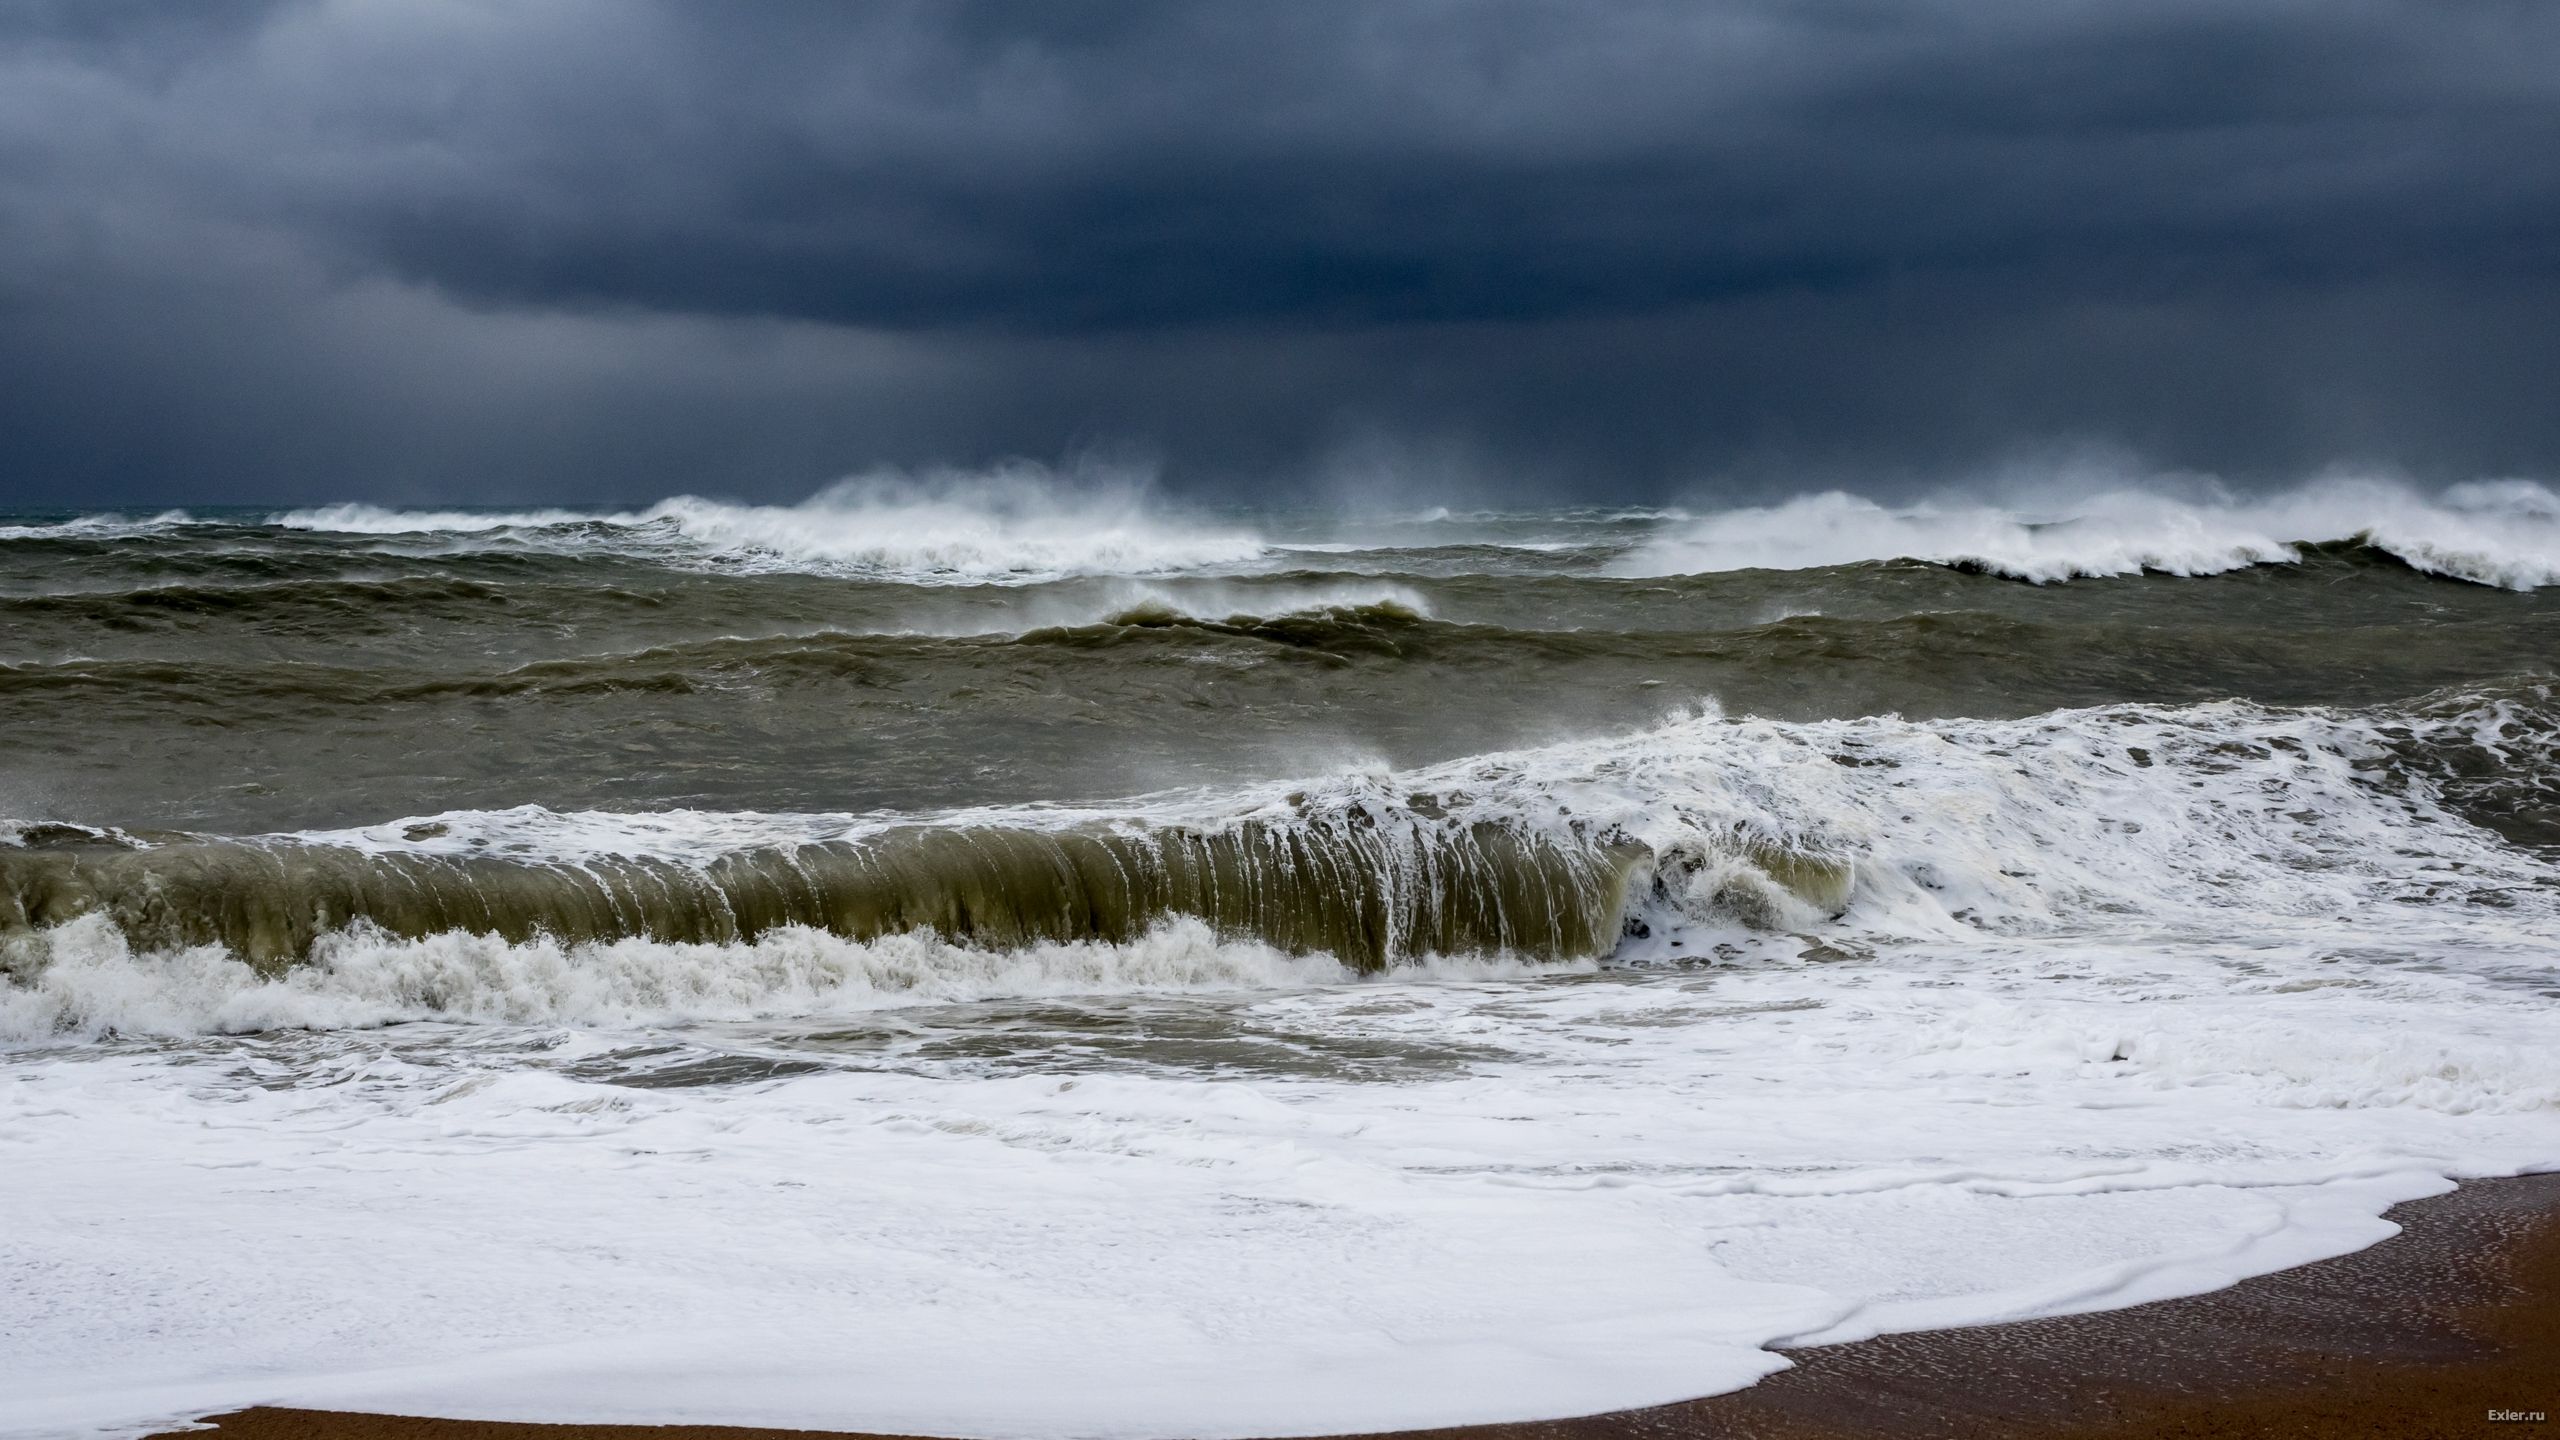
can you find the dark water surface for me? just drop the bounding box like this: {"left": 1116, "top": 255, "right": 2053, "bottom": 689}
{"left": 5, "top": 506, "right": 2554, "bottom": 834}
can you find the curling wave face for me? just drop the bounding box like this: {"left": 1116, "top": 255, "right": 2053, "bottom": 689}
{"left": 6, "top": 682, "right": 2552, "bottom": 1038}
{"left": 0, "top": 812, "right": 1649, "bottom": 981}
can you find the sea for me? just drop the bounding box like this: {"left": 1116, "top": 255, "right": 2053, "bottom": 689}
{"left": 4, "top": 472, "right": 2558, "bottom": 1437}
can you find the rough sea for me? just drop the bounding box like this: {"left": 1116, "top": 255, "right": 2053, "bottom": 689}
{"left": 5, "top": 472, "right": 2558, "bottom": 1437}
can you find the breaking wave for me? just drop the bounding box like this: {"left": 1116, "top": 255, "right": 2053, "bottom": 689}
{"left": 0, "top": 509, "right": 194, "bottom": 541}
{"left": 274, "top": 466, "right": 1267, "bottom": 582}
{"left": 0, "top": 808, "right": 1650, "bottom": 979}
{"left": 1015, "top": 597, "right": 1444, "bottom": 655}
{"left": 1617, "top": 478, "right": 2560, "bottom": 588}
{"left": 5, "top": 682, "right": 2554, "bottom": 1039}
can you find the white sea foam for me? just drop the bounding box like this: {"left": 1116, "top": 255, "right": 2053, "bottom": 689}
{"left": 29, "top": 477, "right": 2560, "bottom": 589}
{"left": 6, "top": 695, "right": 2559, "bottom": 1439}
{"left": 4, "top": 930, "right": 2554, "bottom": 1439}
{"left": 900, "top": 576, "right": 1436, "bottom": 637}
{"left": 274, "top": 466, "right": 1268, "bottom": 583}
{"left": 0, "top": 510, "right": 192, "bottom": 540}
{"left": 0, "top": 915, "right": 1375, "bottom": 1040}
{"left": 1617, "top": 477, "right": 2560, "bottom": 587}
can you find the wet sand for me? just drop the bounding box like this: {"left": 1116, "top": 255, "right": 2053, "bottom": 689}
{"left": 153, "top": 1172, "right": 2560, "bottom": 1440}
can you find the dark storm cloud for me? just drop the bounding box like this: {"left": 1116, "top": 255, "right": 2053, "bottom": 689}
{"left": 0, "top": 0, "right": 2556, "bottom": 503}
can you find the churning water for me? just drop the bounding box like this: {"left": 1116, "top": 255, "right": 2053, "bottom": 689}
{"left": 4, "top": 474, "right": 2558, "bottom": 1437}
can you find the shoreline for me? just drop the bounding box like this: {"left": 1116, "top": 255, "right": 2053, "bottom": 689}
{"left": 150, "top": 1171, "right": 2559, "bottom": 1440}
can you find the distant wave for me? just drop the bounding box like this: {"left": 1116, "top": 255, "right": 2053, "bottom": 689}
{"left": 0, "top": 510, "right": 193, "bottom": 540}
{"left": 1397, "top": 505, "right": 1691, "bottom": 524}
{"left": 275, "top": 466, "right": 1269, "bottom": 583}
{"left": 275, "top": 504, "right": 602, "bottom": 534}
{"left": 1015, "top": 597, "right": 1445, "bottom": 658}
{"left": 13, "top": 476, "right": 2558, "bottom": 590}
{"left": 1616, "top": 478, "right": 2560, "bottom": 589}
{"left": 924, "top": 578, "right": 1434, "bottom": 637}
{"left": 0, "top": 588, "right": 1463, "bottom": 704}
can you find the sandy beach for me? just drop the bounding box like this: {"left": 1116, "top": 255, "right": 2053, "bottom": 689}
{"left": 151, "top": 1172, "right": 2558, "bottom": 1440}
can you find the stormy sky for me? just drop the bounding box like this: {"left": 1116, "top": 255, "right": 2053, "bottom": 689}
{"left": 2, "top": 0, "right": 2555, "bottom": 506}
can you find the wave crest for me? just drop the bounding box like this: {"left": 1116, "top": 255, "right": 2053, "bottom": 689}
{"left": 0, "top": 510, "right": 194, "bottom": 540}
{"left": 0, "top": 913, "right": 1377, "bottom": 1038}
{"left": 0, "top": 809, "right": 1653, "bottom": 983}
{"left": 1615, "top": 478, "right": 2560, "bottom": 588}
{"left": 274, "top": 466, "right": 1267, "bottom": 582}
{"left": 6, "top": 683, "right": 2555, "bottom": 1038}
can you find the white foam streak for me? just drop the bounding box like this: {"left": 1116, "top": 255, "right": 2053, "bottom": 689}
{"left": 0, "top": 510, "right": 192, "bottom": 540}
{"left": 275, "top": 467, "right": 1268, "bottom": 582}
{"left": 0, "top": 916, "right": 1373, "bottom": 1040}
{"left": 59, "top": 475, "right": 2560, "bottom": 588}
{"left": 273, "top": 503, "right": 600, "bottom": 534}
{"left": 901, "top": 576, "right": 1434, "bottom": 637}
{"left": 1618, "top": 477, "right": 2560, "bottom": 587}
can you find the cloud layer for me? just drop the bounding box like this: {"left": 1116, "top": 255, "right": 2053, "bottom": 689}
{"left": 3, "top": 0, "right": 2556, "bottom": 503}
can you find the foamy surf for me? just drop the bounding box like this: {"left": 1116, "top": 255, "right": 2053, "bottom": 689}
{"left": 21, "top": 472, "right": 2560, "bottom": 589}
{"left": 276, "top": 466, "right": 1269, "bottom": 582}
{"left": 0, "top": 914, "right": 1384, "bottom": 1038}
{"left": 5, "top": 910, "right": 2553, "bottom": 1439}
{"left": 6, "top": 685, "right": 2554, "bottom": 1037}
{"left": 1616, "top": 477, "right": 2560, "bottom": 588}
{"left": 0, "top": 510, "right": 193, "bottom": 540}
